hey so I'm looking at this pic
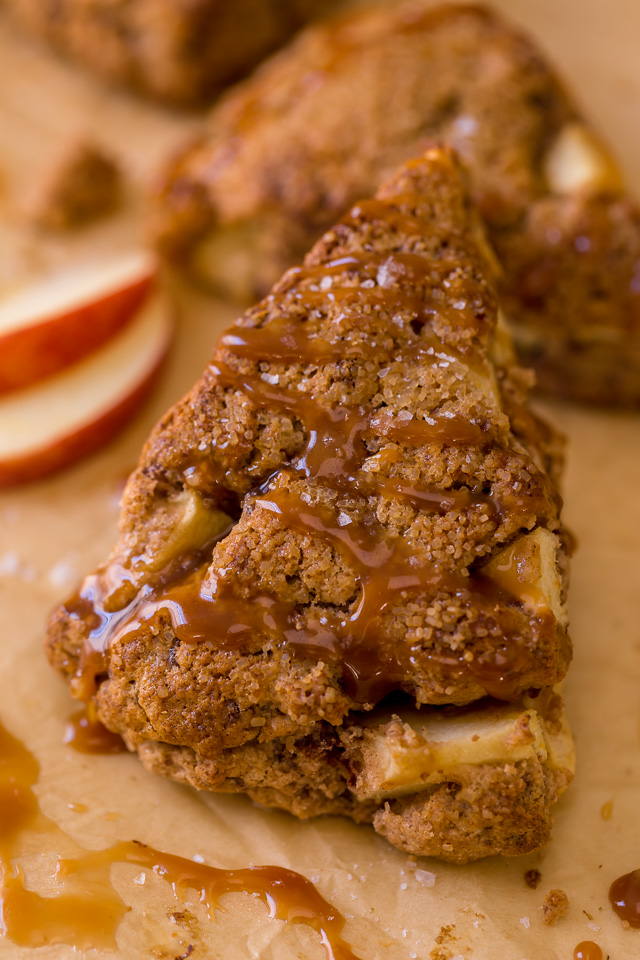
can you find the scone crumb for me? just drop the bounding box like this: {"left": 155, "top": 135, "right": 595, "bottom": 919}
{"left": 542, "top": 888, "right": 569, "bottom": 925}
{"left": 524, "top": 868, "right": 542, "bottom": 889}
{"left": 28, "top": 140, "right": 122, "bottom": 229}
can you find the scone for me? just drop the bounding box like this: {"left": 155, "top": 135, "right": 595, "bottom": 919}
{"left": 3, "top": 0, "right": 344, "bottom": 105}
{"left": 48, "top": 148, "right": 574, "bottom": 862}
{"left": 152, "top": 1, "right": 640, "bottom": 405}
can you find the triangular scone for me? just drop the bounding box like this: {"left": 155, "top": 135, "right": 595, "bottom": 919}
{"left": 48, "top": 148, "right": 574, "bottom": 861}
{"left": 153, "top": 2, "right": 640, "bottom": 406}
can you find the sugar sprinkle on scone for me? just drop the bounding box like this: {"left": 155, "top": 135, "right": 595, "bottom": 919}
{"left": 47, "top": 147, "right": 574, "bottom": 862}
{"left": 152, "top": 1, "right": 640, "bottom": 406}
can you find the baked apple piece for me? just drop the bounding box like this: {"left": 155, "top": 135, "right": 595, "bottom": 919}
{"left": 48, "top": 148, "right": 573, "bottom": 861}
{"left": 152, "top": 2, "right": 640, "bottom": 405}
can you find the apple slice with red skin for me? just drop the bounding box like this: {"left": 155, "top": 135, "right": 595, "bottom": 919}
{"left": 0, "top": 251, "right": 156, "bottom": 395}
{"left": 0, "top": 293, "right": 172, "bottom": 488}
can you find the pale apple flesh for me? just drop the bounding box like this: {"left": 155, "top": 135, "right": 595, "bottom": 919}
{"left": 0, "top": 252, "right": 156, "bottom": 395}
{"left": 0, "top": 294, "right": 172, "bottom": 487}
{"left": 343, "top": 687, "right": 574, "bottom": 804}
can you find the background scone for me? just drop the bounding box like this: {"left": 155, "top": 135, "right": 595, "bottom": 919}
{"left": 152, "top": 1, "right": 640, "bottom": 405}
{"left": 3, "top": 0, "right": 344, "bottom": 105}
{"left": 48, "top": 148, "right": 574, "bottom": 862}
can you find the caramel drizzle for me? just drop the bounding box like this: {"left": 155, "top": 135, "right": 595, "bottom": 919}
{"left": 69, "top": 483, "right": 552, "bottom": 706}
{"left": 69, "top": 187, "right": 558, "bottom": 706}
{"left": 220, "top": 314, "right": 469, "bottom": 366}
{"left": 211, "top": 359, "right": 490, "bottom": 462}
{"left": 0, "top": 719, "right": 360, "bottom": 958}
{"left": 285, "top": 243, "right": 485, "bottom": 333}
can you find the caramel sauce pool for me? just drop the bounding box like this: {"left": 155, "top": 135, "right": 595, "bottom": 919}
{"left": 0, "top": 719, "right": 360, "bottom": 957}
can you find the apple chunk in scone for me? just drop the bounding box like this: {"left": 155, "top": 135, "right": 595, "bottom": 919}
{"left": 47, "top": 147, "right": 574, "bottom": 862}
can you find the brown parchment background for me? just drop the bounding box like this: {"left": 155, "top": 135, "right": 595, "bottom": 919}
{"left": 0, "top": 2, "right": 639, "bottom": 957}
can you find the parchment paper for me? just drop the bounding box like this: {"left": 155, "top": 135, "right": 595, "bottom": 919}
{"left": 1, "top": 3, "right": 639, "bottom": 957}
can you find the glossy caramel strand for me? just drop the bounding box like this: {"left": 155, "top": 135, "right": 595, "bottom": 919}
{"left": 220, "top": 313, "right": 469, "bottom": 366}
{"left": 609, "top": 868, "right": 640, "bottom": 928}
{"left": 211, "top": 360, "right": 490, "bottom": 455}
{"left": 255, "top": 487, "right": 552, "bottom": 701}
{"left": 0, "top": 718, "right": 360, "bottom": 958}
{"left": 61, "top": 841, "right": 359, "bottom": 960}
{"left": 65, "top": 536, "right": 228, "bottom": 701}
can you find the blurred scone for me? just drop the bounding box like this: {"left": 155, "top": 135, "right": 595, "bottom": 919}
{"left": 3, "top": 0, "right": 344, "bottom": 104}
{"left": 47, "top": 148, "right": 574, "bottom": 862}
{"left": 153, "top": 1, "right": 640, "bottom": 405}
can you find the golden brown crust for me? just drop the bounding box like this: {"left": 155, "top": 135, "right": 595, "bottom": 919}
{"left": 4, "top": 0, "right": 343, "bottom": 104}
{"left": 47, "top": 148, "right": 572, "bottom": 861}
{"left": 152, "top": 1, "right": 640, "bottom": 405}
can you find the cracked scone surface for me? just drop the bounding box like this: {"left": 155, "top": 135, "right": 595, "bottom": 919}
{"left": 153, "top": 1, "right": 640, "bottom": 405}
{"left": 48, "top": 148, "right": 573, "bottom": 861}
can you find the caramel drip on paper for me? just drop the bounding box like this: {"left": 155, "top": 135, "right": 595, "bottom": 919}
{"left": 573, "top": 943, "right": 603, "bottom": 960}
{"left": 609, "top": 868, "right": 640, "bottom": 928}
{"left": 63, "top": 706, "right": 127, "bottom": 755}
{"left": 0, "top": 719, "right": 359, "bottom": 958}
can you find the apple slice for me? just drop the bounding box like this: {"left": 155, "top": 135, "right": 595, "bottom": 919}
{"left": 0, "top": 251, "right": 156, "bottom": 395}
{"left": 0, "top": 294, "right": 172, "bottom": 487}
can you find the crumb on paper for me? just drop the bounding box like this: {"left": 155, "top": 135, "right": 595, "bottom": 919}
{"left": 27, "top": 140, "right": 122, "bottom": 229}
{"left": 431, "top": 924, "right": 462, "bottom": 957}
{"left": 524, "top": 868, "right": 542, "bottom": 889}
{"left": 542, "top": 888, "right": 569, "bottom": 925}
{"left": 434, "top": 924, "right": 456, "bottom": 945}
{"left": 168, "top": 911, "right": 197, "bottom": 930}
